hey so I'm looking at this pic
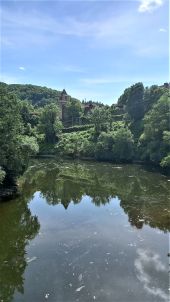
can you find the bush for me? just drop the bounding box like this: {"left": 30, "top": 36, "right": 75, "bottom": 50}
{"left": 112, "top": 128, "right": 134, "bottom": 162}
{"left": 62, "top": 124, "right": 93, "bottom": 133}
{"left": 95, "top": 132, "right": 114, "bottom": 161}
{"left": 55, "top": 130, "right": 93, "bottom": 158}
{"left": 95, "top": 128, "right": 134, "bottom": 162}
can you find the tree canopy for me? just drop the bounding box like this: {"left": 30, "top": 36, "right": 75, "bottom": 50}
{"left": 38, "top": 103, "right": 62, "bottom": 143}
{"left": 0, "top": 90, "right": 39, "bottom": 184}
{"left": 138, "top": 93, "right": 170, "bottom": 166}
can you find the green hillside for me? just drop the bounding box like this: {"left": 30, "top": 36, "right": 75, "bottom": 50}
{"left": 0, "top": 81, "right": 169, "bottom": 191}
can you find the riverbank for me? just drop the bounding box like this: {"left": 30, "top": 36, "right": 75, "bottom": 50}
{"left": 0, "top": 185, "right": 19, "bottom": 201}
{"left": 36, "top": 153, "right": 170, "bottom": 175}
{"left": 0, "top": 155, "right": 169, "bottom": 202}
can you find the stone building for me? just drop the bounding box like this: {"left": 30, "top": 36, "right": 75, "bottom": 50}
{"left": 59, "top": 89, "right": 69, "bottom": 120}
{"left": 84, "top": 102, "right": 95, "bottom": 114}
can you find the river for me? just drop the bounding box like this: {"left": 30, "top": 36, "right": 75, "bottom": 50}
{"left": 0, "top": 159, "right": 169, "bottom": 302}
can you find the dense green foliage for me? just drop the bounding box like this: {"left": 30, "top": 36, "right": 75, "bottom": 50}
{"left": 90, "top": 107, "right": 112, "bottom": 134}
{"left": 0, "top": 82, "right": 61, "bottom": 107}
{"left": 118, "top": 82, "right": 144, "bottom": 121}
{"left": 55, "top": 83, "right": 169, "bottom": 169}
{"left": 94, "top": 128, "right": 134, "bottom": 162}
{"left": 56, "top": 129, "right": 94, "bottom": 158}
{"left": 64, "top": 98, "right": 83, "bottom": 126}
{"left": 0, "top": 90, "right": 39, "bottom": 185}
{"left": 0, "top": 81, "right": 169, "bottom": 191}
{"left": 38, "top": 103, "right": 62, "bottom": 143}
{"left": 56, "top": 124, "right": 134, "bottom": 162}
{"left": 138, "top": 93, "right": 170, "bottom": 165}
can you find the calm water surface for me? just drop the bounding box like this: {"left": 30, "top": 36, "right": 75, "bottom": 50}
{"left": 0, "top": 159, "right": 169, "bottom": 302}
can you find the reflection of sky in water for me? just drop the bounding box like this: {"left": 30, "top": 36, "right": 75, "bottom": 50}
{"left": 135, "top": 249, "right": 168, "bottom": 301}
{"left": 13, "top": 192, "right": 169, "bottom": 302}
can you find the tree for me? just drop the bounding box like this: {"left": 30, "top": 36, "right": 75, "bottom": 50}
{"left": 160, "top": 154, "right": 170, "bottom": 168}
{"left": 95, "top": 128, "right": 134, "bottom": 162}
{"left": 95, "top": 132, "right": 114, "bottom": 161}
{"left": 65, "top": 98, "right": 82, "bottom": 126}
{"left": 39, "top": 103, "right": 62, "bottom": 143}
{"left": 112, "top": 128, "right": 134, "bottom": 162}
{"left": 4, "top": 82, "right": 61, "bottom": 107}
{"left": 90, "top": 107, "right": 112, "bottom": 135}
{"left": 82, "top": 139, "right": 95, "bottom": 157}
{"left": 119, "top": 82, "right": 144, "bottom": 121}
{"left": 0, "top": 91, "right": 39, "bottom": 184}
{"left": 144, "top": 85, "right": 168, "bottom": 113}
{"left": 117, "top": 87, "right": 130, "bottom": 107}
{"left": 138, "top": 93, "right": 170, "bottom": 165}
{"left": 19, "top": 100, "right": 39, "bottom": 128}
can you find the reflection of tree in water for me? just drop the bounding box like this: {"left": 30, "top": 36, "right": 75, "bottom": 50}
{"left": 116, "top": 169, "right": 170, "bottom": 232}
{"left": 21, "top": 160, "right": 170, "bottom": 232}
{"left": 120, "top": 197, "right": 170, "bottom": 232}
{"left": 0, "top": 198, "right": 40, "bottom": 302}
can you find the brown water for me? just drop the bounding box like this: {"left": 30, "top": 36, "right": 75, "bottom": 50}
{"left": 0, "top": 159, "right": 169, "bottom": 302}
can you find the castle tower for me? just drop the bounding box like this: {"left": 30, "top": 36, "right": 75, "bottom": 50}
{"left": 59, "top": 89, "right": 69, "bottom": 120}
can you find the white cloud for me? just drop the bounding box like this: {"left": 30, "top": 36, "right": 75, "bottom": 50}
{"left": 1, "top": 5, "right": 167, "bottom": 58}
{"left": 135, "top": 249, "right": 168, "bottom": 301}
{"left": 0, "top": 6, "right": 137, "bottom": 47}
{"left": 1, "top": 8, "right": 128, "bottom": 39}
{"left": 159, "top": 28, "right": 167, "bottom": 32}
{"left": 19, "top": 66, "right": 25, "bottom": 71}
{"left": 138, "top": 0, "right": 163, "bottom": 12}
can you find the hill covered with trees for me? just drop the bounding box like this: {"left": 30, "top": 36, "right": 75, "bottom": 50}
{"left": 0, "top": 81, "right": 169, "bottom": 196}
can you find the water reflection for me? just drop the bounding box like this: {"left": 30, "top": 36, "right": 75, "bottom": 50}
{"left": 0, "top": 159, "right": 169, "bottom": 302}
{"left": 135, "top": 248, "right": 168, "bottom": 301}
{"left": 0, "top": 198, "right": 40, "bottom": 302}
{"left": 20, "top": 159, "right": 170, "bottom": 232}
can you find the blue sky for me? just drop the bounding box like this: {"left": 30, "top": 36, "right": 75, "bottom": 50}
{"left": 0, "top": 0, "right": 169, "bottom": 104}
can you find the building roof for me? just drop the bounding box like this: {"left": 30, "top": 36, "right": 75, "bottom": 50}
{"left": 61, "top": 89, "right": 67, "bottom": 95}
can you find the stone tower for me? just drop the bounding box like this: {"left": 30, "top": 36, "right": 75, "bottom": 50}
{"left": 59, "top": 89, "right": 69, "bottom": 120}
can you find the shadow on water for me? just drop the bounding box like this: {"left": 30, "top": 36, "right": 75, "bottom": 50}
{"left": 0, "top": 198, "right": 40, "bottom": 302}
{"left": 20, "top": 159, "right": 170, "bottom": 232}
